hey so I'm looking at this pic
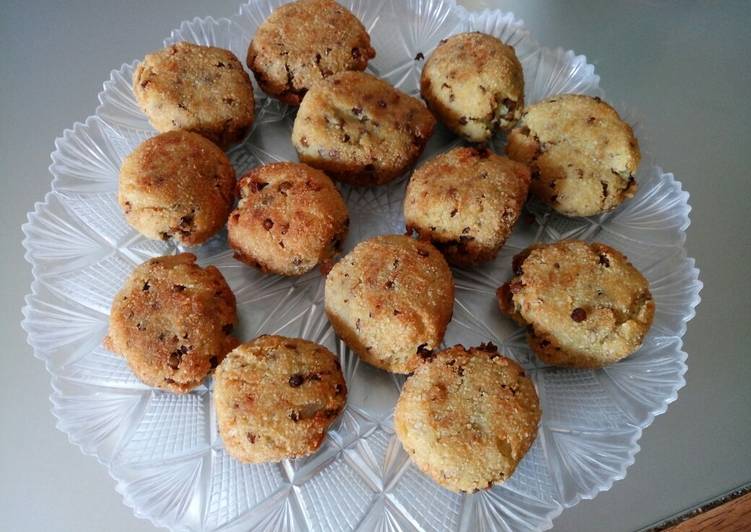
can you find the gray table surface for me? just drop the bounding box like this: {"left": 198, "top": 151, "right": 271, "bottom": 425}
{"left": 2, "top": 1, "right": 749, "bottom": 531}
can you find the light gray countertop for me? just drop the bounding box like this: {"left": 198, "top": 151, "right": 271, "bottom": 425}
{"left": 1, "top": 1, "right": 749, "bottom": 530}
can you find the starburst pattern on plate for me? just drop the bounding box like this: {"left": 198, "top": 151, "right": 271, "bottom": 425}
{"left": 22, "top": 1, "right": 701, "bottom": 531}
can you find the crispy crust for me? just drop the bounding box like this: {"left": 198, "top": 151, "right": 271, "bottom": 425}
{"left": 105, "top": 253, "right": 238, "bottom": 393}
{"left": 227, "top": 163, "right": 349, "bottom": 276}
{"left": 133, "top": 42, "right": 255, "bottom": 148}
{"left": 214, "top": 335, "right": 347, "bottom": 463}
{"left": 394, "top": 344, "right": 540, "bottom": 492}
{"left": 118, "top": 130, "right": 236, "bottom": 246}
{"left": 420, "top": 32, "right": 524, "bottom": 142}
{"left": 292, "top": 71, "right": 436, "bottom": 186}
{"left": 324, "top": 235, "right": 454, "bottom": 373}
{"left": 247, "top": 0, "right": 375, "bottom": 105}
{"left": 506, "top": 94, "right": 640, "bottom": 217}
{"left": 404, "top": 146, "right": 530, "bottom": 266}
{"left": 497, "top": 240, "right": 655, "bottom": 367}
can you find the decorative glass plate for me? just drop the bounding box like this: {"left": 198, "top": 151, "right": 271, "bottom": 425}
{"left": 21, "top": 1, "right": 701, "bottom": 530}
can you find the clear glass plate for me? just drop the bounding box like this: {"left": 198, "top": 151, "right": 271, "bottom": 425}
{"left": 21, "top": 1, "right": 701, "bottom": 530}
